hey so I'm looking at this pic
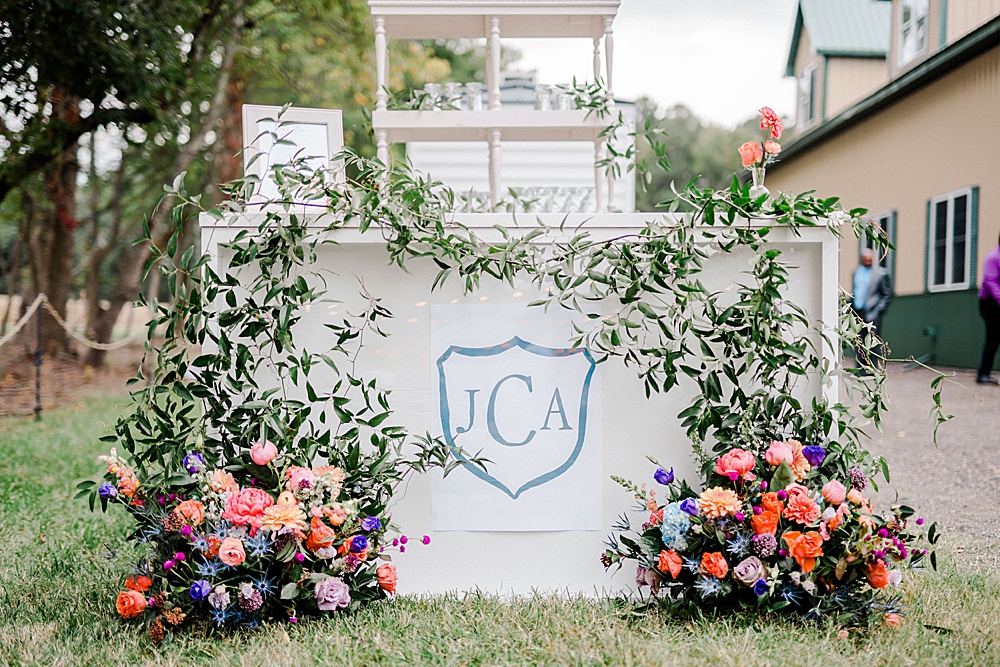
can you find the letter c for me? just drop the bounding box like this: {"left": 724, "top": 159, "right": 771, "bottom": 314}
{"left": 486, "top": 374, "right": 537, "bottom": 447}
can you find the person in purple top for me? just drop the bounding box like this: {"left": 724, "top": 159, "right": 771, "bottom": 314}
{"left": 977, "top": 233, "right": 1000, "bottom": 384}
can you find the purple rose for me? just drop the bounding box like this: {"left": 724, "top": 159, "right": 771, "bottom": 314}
{"left": 183, "top": 452, "right": 206, "bottom": 474}
{"left": 679, "top": 498, "right": 699, "bottom": 516}
{"left": 190, "top": 579, "right": 212, "bottom": 601}
{"left": 350, "top": 535, "right": 368, "bottom": 553}
{"left": 314, "top": 577, "right": 351, "bottom": 611}
{"left": 801, "top": 446, "right": 826, "bottom": 467}
{"left": 732, "top": 556, "right": 765, "bottom": 586}
{"left": 634, "top": 566, "right": 660, "bottom": 593}
{"left": 98, "top": 482, "right": 118, "bottom": 499}
{"left": 653, "top": 467, "right": 675, "bottom": 485}
{"left": 753, "top": 579, "right": 769, "bottom": 595}
{"left": 361, "top": 516, "right": 381, "bottom": 532}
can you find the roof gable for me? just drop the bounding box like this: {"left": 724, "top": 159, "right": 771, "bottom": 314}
{"left": 785, "top": 0, "right": 891, "bottom": 76}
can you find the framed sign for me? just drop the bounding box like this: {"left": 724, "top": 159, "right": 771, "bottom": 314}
{"left": 241, "top": 105, "right": 345, "bottom": 205}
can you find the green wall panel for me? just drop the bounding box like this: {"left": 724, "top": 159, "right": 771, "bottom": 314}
{"left": 881, "top": 289, "right": 993, "bottom": 369}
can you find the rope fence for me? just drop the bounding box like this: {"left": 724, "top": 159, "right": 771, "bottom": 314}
{"left": 0, "top": 294, "right": 146, "bottom": 352}
{"left": 0, "top": 294, "right": 148, "bottom": 420}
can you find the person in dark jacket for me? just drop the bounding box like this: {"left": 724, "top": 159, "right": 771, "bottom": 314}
{"left": 852, "top": 248, "right": 892, "bottom": 371}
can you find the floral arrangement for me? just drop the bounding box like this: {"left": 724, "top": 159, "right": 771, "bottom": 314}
{"left": 604, "top": 441, "right": 938, "bottom": 628}
{"left": 90, "top": 442, "right": 430, "bottom": 641}
{"left": 738, "top": 106, "right": 783, "bottom": 197}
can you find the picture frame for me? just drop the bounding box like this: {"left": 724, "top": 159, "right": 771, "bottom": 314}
{"left": 241, "top": 105, "right": 345, "bottom": 206}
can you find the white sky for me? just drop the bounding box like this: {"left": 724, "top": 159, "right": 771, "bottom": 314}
{"left": 507, "top": 0, "right": 798, "bottom": 128}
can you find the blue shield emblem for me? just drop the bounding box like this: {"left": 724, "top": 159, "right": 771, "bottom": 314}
{"left": 436, "top": 336, "right": 596, "bottom": 499}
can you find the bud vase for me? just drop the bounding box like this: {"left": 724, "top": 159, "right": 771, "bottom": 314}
{"left": 750, "top": 166, "right": 770, "bottom": 200}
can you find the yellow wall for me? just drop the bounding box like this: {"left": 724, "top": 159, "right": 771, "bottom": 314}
{"left": 947, "top": 0, "right": 1000, "bottom": 43}
{"left": 767, "top": 46, "right": 1000, "bottom": 295}
{"left": 824, "top": 57, "right": 889, "bottom": 119}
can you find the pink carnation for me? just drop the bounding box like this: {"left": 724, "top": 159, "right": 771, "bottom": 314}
{"left": 759, "top": 106, "right": 783, "bottom": 139}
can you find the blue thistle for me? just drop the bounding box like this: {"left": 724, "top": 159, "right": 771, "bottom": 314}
{"left": 195, "top": 558, "right": 224, "bottom": 578}
{"left": 245, "top": 532, "right": 272, "bottom": 558}
{"left": 780, "top": 584, "right": 804, "bottom": 606}
{"left": 192, "top": 535, "right": 210, "bottom": 553}
{"left": 693, "top": 576, "right": 723, "bottom": 598}
{"left": 210, "top": 606, "right": 235, "bottom": 627}
{"left": 251, "top": 574, "right": 277, "bottom": 597}
{"left": 726, "top": 532, "right": 753, "bottom": 558}
{"left": 682, "top": 557, "right": 702, "bottom": 573}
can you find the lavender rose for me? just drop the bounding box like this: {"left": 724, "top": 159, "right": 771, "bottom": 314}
{"left": 732, "top": 556, "right": 766, "bottom": 587}
{"left": 314, "top": 577, "right": 351, "bottom": 611}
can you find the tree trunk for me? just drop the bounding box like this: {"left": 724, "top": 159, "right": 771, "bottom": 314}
{"left": 21, "top": 92, "right": 81, "bottom": 357}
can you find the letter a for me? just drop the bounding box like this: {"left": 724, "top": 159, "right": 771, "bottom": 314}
{"left": 540, "top": 388, "right": 572, "bottom": 431}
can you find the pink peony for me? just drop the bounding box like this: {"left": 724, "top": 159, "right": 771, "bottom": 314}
{"left": 765, "top": 441, "right": 794, "bottom": 466}
{"left": 250, "top": 439, "right": 278, "bottom": 466}
{"left": 221, "top": 488, "right": 274, "bottom": 532}
{"left": 738, "top": 141, "right": 763, "bottom": 167}
{"left": 759, "top": 106, "right": 784, "bottom": 139}
{"left": 821, "top": 479, "right": 848, "bottom": 505}
{"left": 714, "top": 448, "right": 757, "bottom": 481}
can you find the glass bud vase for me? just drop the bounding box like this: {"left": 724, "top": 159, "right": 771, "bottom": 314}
{"left": 749, "top": 166, "right": 770, "bottom": 200}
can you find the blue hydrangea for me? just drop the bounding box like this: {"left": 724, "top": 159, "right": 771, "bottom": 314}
{"left": 659, "top": 502, "right": 692, "bottom": 551}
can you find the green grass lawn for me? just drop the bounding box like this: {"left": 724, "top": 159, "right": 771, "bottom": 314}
{"left": 1, "top": 396, "right": 998, "bottom": 666}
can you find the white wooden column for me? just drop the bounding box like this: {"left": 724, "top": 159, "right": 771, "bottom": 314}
{"left": 488, "top": 130, "right": 502, "bottom": 208}
{"left": 592, "top": 37, "right": 601, "bottom": 81}
{"left": 604, "top": 17, "right": 615, "bottom": 104}
{"left": 487, "top": 17, "right": 502, "bottom": 110}
{"left": 376, "top": 130, "right": 389, "bottom": 166}
{"left": 594, "top": 139, "right": 606, "bottom": 212}
{"left": 375, "top": 17, "right": 388, "bottom": 111}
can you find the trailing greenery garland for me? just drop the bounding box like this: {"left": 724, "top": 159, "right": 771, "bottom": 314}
{"left": 81, "top": 106, "right": 944, "bottom": 638}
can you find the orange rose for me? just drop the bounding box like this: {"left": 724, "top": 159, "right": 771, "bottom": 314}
{"left": 206, "top": 535, "right": 221, "bottom": 558}
{"left": 738, "top": 140, "right": 763, "bottom": 167}
{"left": 866, "top": 561, "right": 889, "bottom": 589}
{"left": 125, "top": 575, "right": 152, "bottom": 593}
{"left": 377, "top": 563, "right": 398, "bottom": 595}
{"left": 781, "top": 530, "right": 824, "bottom": 573}
{"left": 175, "top": 500, "right": 205, "bottom": 526}
{"left": 759, "top": 492, "right": 784, "bottom": 516}
{"left": 763, "top": 139, "right": 781, "bottom": 155}
{"left": 218, "top": 537, "right": 246, "bottom": 567}
{"left": 751, "top": 510, "right": 779, "bottom": 535}
{"left": 714, "top": 448, "right": 757, "bottom": 481}
{"left": 783, "top": 493, "right": 821, "bottom": 525}
{"left": 847, "top": 489, "right": 864, "bottom": 505}
{"left": 116, "top": 590, "right": 147, "bottom": 618}
{"left": 657, "top": 550, "right": 683, "bottom": 579}
{"left": 305, "top": 517, "right": 336, "bottom": 552}
{"left": 701, "top": 552, "right": 729, "bottom": 579}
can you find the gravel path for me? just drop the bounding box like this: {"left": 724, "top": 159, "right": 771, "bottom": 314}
{"left": 864, "top": 363, "right": 1000, "bottom": 543}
